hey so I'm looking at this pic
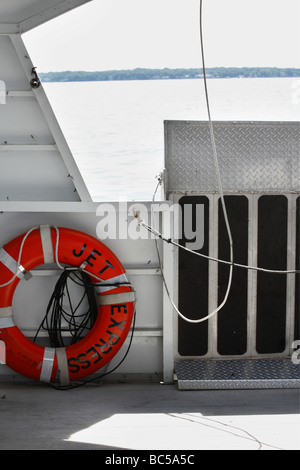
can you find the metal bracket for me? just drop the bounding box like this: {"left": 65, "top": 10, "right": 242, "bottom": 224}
{"left": 30, "top": 67, "right": 41, "bottom": 89}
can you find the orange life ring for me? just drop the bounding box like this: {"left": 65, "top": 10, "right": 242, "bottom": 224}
{"left": 0, "top": 226, "right": 135, "bottom": 386}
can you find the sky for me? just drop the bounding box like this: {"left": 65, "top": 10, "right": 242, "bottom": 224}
{"left": 23, "top": 0, "right": 300, "bottom": 72}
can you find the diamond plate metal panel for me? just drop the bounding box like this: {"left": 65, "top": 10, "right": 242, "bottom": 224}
{"left": 165, "top": 121, "right": 300, "bottom": 194}
{"left": 175, "top": 359, "right": 300, "bottom": 390}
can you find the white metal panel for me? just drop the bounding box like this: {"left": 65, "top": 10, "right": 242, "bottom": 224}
{"left": 0, "top": 36, "right": 30, "bottom": 89}
{"left": 0, "top": 204, "right": 166, "bottom": 379}
{"left": 0, "top": 34, "right": 91, "bottom": 201}
{"left": 0, "top": 150, "right": 81, "bottom": 201}
{"left": 1, "top": 98, "right": 55, "bottom": 143}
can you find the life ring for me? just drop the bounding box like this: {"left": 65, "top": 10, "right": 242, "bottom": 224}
{"left": 0, "top": 226, "right": 135, "bottom": 386}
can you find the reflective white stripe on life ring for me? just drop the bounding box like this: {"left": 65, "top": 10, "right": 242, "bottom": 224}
{"left": 98, "top": 291, "right": 136, "bottom": 305}
{"left": 0, "top": 249, "right": 25, "bottom": 279}
{"left": 55, "top": 347, "right": 70, "bottom": 387}
{"left": 40, "top": 225, "right": 54, "bottom": 264}
{"left": 0, "top": 307, "right": 14, "bottom": 329}
{"left": 96, "top": 273, "right": 129, "bottom": 293}
{"left": 40, "top": 347, "right": 55, "bottom": 383}
{"left": 0, "top": 306, "right": 13, "bottom": 318}
{"left": 0, "top": 317, "right": 15, "bottom": 329}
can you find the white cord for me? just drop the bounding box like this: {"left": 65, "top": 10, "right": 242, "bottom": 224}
{"left": 51, "top": 226, "right": 77, "bottom": 272}
{"left": 148, "top": 181, "right": 233, "bottom": 324}
{"left": 137, "top": 210, "right": 299, "bottom": 275}
{"left": 136, "top": 181, "right": 298, "bottom": 323}
{"left": 135, "top": 0, "right": 299, "bottom": 323}
{"left": 145, "top": 0, "right": 234, "bottom": 323}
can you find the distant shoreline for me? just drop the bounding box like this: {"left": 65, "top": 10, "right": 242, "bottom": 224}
{"left": 39, "top": 67, "right": 300, "bottom": 83}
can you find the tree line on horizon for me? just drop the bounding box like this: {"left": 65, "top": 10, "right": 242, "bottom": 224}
{"left": 39, "top": 67, "right": 300, "bottom": 82}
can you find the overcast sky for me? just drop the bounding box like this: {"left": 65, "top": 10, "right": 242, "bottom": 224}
{"left": 23, "top": 0, "right": 300, "bottom": 72}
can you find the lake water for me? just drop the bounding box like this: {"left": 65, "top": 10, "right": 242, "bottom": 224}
{"left": 43, "top": 77, "right": 300, "bottom": 201}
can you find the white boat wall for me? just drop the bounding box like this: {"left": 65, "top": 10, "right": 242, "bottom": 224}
{"left": 0, "top": 0, "right": 299, "bottom": 389}
{"left": 0, "top": 0, "right": 171, "bottom": 384}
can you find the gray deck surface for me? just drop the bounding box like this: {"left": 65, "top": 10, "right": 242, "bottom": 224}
{"left": 0, "top": 379, "right": 299, "bottom": 451}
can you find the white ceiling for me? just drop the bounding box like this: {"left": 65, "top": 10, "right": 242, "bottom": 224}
{"left": 0, "top": 0, "right": 92, "bottom": 32}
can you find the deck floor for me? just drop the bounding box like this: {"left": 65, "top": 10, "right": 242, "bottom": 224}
{"left": 0, "top": 378, "right": 299, "bottom": 451}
